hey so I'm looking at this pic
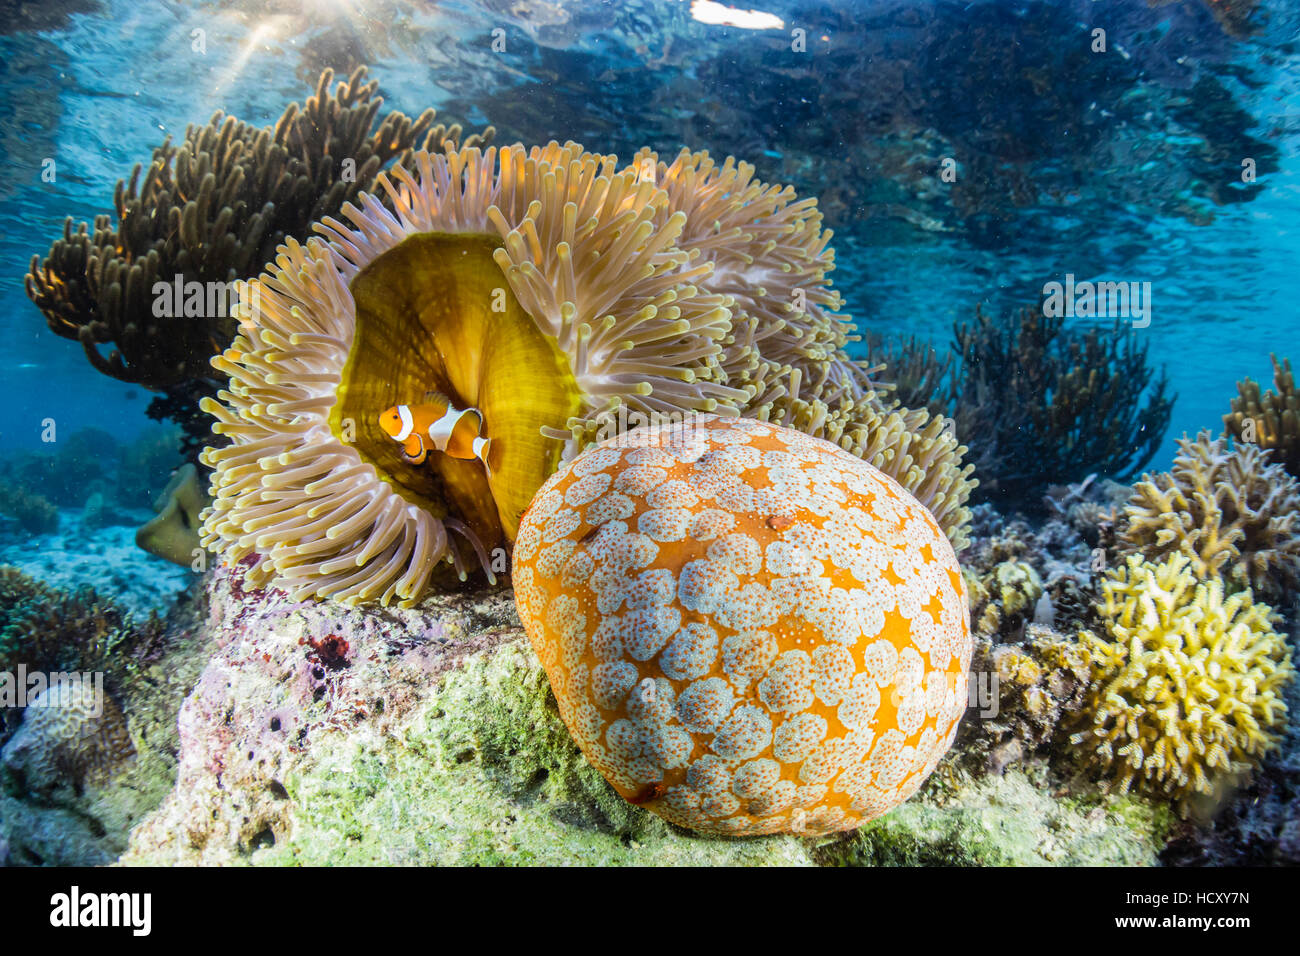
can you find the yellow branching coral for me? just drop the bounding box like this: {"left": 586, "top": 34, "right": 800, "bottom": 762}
{"left": 1120, "top": 430, "right": 1300, "bottom": 603}
{"left": 1072, "top": 553, "right": 1294, "bottom": 808}
{"left": 200, "top": 142, "right": 974, "bottom": 605}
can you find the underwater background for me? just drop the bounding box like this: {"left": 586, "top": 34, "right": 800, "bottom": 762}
{"left": 0, "top": 0, "right": 1298, "bottom": 867}
{"left": 3, "top": 0, "right": 1299, "bottom": 455}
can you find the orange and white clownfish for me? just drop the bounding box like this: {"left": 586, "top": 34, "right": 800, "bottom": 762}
{"left": 377, "top": 395, "right": 492, "bottom": 472}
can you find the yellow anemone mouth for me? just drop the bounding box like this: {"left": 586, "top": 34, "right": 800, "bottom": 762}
{"left": 332, "top": 232, "right": 582, "bottom": 546}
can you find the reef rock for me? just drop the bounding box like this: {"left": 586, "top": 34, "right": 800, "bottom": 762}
{"left": 120, "top": 561, "right": 1169, "bottom": 866}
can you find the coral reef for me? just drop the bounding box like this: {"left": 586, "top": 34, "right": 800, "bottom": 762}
{"left": 960, "top": 496, "right": 1102, "bottom": 638}
{"left": 201, "top": 140, "right": 974, "bottom": 605}
{"left": 136, "top": 464, "right": 210, "bottom": 568}
{"left": 0, "top": 502, "right": 194, "bottom": 618}
{"left": 2, "top": 682, "right": 135, "bottom": 794}
{"left": 25, "top": 67, "right": 493, "bottom": 449}
{"left": 819, "top": 764, "right": 1171, "bottom": 866}
{"left": 512, "top": 416, "right": 972, "bottom": 835}
{"left": 1119, "top": 431, "right": 1300, "bottom": 605}
{"left": 962, "top": 560, "right": 1043, "bottom": 641}
{"left": 123, "top": 563, "right": 812, "bottom": 865}
{"left": 1224, "top": 354, "right": 1300, "bottom": 479}
{"left": 950, "top": 305, "right": 1172, "bottom": 504}
{"left": 0, "top": 570, "right": 210, "bottom": 865}
{"left": 960, "top": 625, "right": 1093, "bottom": 775}
{"left": 0, "top": 566, "right": 164, "bottom": 697}
{"left": 1042, "top": 472, "right": 1130, "bottom": 550}
{"left": 1071, "top": 553, "right": 1294, "bottom": 810}
{"left": 0, "top": 479, "right": 59, "bottom": 535}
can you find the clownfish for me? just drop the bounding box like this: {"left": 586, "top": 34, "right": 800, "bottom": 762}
{"left": 378, "top": 395, "right": 493, "bottom": 472}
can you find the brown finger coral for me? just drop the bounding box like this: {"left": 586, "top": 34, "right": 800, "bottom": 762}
{"left": 1119, "top": 430, "right": 1300, "bottom": 604}
{"left": 512, "top": 415, "right": 973, "bottom": 835}
{"left": 25, "top": 67, "right": 493, "bottom": 447}
{"left": 200, "top": 141, "right": 975, "bottom": 605}
{"left": 1224, "top": 354, "right": 1300, "bottom": 478}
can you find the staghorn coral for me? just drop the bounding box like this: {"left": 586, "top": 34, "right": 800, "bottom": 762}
{"left": 116, "top": 554, "right": 1170, "bottom": 865}
{"left": 25, "top": 67, "right": 493, "bottom": 449}
{"left": 1120, "top": 431, "right": 1300, "bottom": 604}
{"left": 201, "top": 141, "right": 975, "bottom": 605}
{"left": 951, "top": 305, "right": 1172, "bottom": 505}
{"left": 1224, "top": 354, "right": 1300, "bottom": 479}
{"left": 1071, "top": 553, "right": 1294, "bottom": 810}
{"left": 512, "top": 416, "right": 973, "bottom": 836}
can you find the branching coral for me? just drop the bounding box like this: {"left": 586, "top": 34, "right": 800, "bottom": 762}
{"left": 24, "top": 67, "right": 493, "bottom": 450}
{"left": 1072, "top": 553, "right": 1294, "bottom": 809}
{"left": 201, "top": 141, "right": 975, "bottom": 605}
{"left": 1120, "top": 431, "right": 1300, "bottom": 604}
{"left": 950, "top": 305, "right": 1173, "bottom": 504}
{"left": 1224, "top": 354, "right": 1300, "bottom": 479}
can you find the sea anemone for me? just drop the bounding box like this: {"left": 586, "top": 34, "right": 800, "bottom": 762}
{"left": 136, "top": 464, "right": 210, "bottom": 568}
{"left": 1072, "top": 552, "right": 1294, "bottom": 809}
{"left": 201, "top": 142, "right": 975, "bottom": 605}
{"left": 512, "top": 415, "right": 973, "bottom": 835}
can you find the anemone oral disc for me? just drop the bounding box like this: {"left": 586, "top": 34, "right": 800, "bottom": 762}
{"left": 332, "top": 232, "right": 583, "bottom": 549}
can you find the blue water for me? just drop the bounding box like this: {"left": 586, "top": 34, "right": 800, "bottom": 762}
{"left": 1, "top": 0, "right": 1298, "bottom": 469}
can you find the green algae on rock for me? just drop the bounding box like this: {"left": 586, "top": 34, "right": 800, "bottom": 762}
{"left": 819, "top": 766, "right": 1173, "bottom": 867}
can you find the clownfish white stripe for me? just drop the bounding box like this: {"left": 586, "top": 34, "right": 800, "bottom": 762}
{"left": 471, "top": 436, "right": 489, "bottom": 460}
{"left": 427, "top": 406, "right": 462, "bottom": 449}
{"left": 395, "top": 404, "right": 415, "bottom": 442}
